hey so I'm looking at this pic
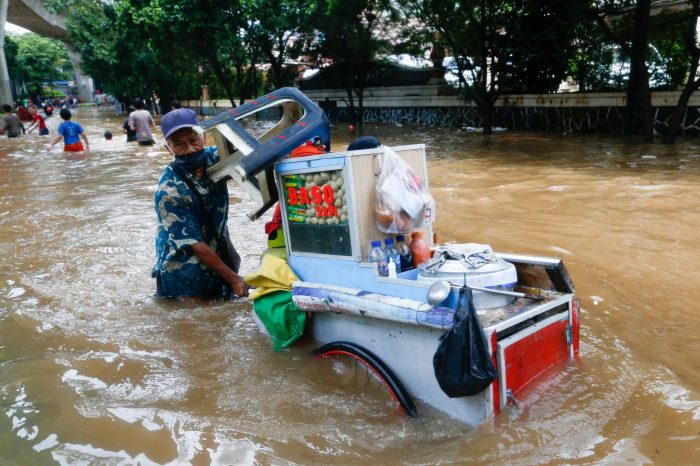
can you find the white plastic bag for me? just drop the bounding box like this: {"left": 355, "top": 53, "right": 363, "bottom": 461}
{"left": 374, "top": 147, "right": 435, "bottom": 233}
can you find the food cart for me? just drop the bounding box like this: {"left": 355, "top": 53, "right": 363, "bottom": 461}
{"left": 200, "top": 88, "right": 580, "bottom": 426}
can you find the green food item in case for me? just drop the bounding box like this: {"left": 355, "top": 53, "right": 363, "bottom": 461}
{"left": 287, "top": 205, "right": 307, "bottom": 216}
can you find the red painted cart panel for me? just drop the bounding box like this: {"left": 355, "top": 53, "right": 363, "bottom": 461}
{"left": 496, "top": 309, "right": 572, "bottom": 409}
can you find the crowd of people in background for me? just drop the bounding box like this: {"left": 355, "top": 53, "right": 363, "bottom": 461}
{"left": 1, "top": 94, "right": 334, "bottom": 301}
{"left": 0, "top": 95, "right": 165, "bottom": 152}
{"left": 0, "top": 94, "right": 82, "bottom": 140}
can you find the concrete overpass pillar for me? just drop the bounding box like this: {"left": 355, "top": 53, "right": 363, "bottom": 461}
{"left": 65, "top": 44, "right": 94, "bottom": 102}
{"left": 0, "top": 0, "right": 14, "bottom": 105}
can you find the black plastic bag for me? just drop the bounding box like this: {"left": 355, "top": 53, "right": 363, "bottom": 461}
{"left": 433, "top": 285, "right": 498, "bottom": 397}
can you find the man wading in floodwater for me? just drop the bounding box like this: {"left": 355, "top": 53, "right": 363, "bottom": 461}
{"left": 152, "top": 108, "right": 248, "bottom": 299}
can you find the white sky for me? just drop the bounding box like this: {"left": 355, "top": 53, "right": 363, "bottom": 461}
{"left": 6, "top": 23, "right": 30, "bottom": 34}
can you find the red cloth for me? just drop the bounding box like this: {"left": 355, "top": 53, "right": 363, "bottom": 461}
{"left": 32, "top": 113, "right": 46, "bottom": 131}
{"left": 16, "top": 106, "right": 32, "bottom": 122}
{"left": 290, "top": 141, "right": 325, "bottom": 158}
{"left": 64, "top": 141, "right": 84, "bottom": 152}
{"left": 264, "top": 203, "right": 282, "bottom": 235}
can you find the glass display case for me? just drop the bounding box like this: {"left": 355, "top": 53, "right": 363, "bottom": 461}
{"left": 281, "top": 167, "right": 352, "bottom": 256}
{"left": 275, "top": 145, "right": 432, "bottom": 263}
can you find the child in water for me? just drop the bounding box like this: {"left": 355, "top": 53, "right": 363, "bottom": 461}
{"left": 49, "top": 109, "right": 90, "bottom": 152}
{"left": 26, "top": 105, "right": 49, "bottom": 135}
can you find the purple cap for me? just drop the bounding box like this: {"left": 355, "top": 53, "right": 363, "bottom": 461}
{"left": 161, "top": 108, "right": 200, "bottom": 139}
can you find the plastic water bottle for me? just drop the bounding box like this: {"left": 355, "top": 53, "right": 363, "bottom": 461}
{"left": 369, "top": 240, "right": 389, "bottom": 277}
{"left": 387, "top": 258, "right": 397, "bottom": 279}
{"left": 384, "top": 238, "right": 401, "bottom": 274}
{"left": 395, "top": 235, "right": 413, "bottom": 271}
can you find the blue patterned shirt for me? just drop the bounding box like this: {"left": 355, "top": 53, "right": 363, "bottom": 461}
{"left": 152, "top": 148, "right": 231, "bottom": 297}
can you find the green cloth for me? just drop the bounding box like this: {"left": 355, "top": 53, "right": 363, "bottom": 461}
{"left": 252, "top": 290, "right": 306, "bottom": 351}
{"left": 245, "top": 253, "right": 305, "bottom": 351}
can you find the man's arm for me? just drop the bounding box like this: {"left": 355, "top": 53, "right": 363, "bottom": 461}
{"left": 49, "top": 134, "right": 62, "bottom": 149}
{"left": 81, "top": 131, "right": 90, "bottom": 151}
{"left": 191, "top": 241, "right": 248, "bottom": 297}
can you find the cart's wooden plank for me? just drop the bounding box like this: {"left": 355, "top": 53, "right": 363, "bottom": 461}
{"left": 348, "top": 145, "right": 432, "bottom": 260}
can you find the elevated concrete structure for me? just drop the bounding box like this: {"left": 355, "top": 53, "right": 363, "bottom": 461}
{"left": 0, "top": 0, "right": 11, "bottom": 104}
{"left": 7, "top": 0, "right": 67, "bottom": 39}
{"left": 0, "top": 0, "right": 93, "bottom": 103}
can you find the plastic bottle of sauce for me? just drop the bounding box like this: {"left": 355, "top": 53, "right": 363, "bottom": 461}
{"left": 409, "top": 231, "right": 431, "bottom": 267}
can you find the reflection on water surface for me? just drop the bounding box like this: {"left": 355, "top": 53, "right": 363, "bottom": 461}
{"left": 1, "top": 107, "right": 699, "bottom": 464}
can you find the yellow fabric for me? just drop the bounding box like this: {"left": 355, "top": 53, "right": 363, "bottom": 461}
{"left": 244, "top": 253, "right": 299, "bottom": 301}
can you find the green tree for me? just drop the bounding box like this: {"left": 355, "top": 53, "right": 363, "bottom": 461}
{"left": 567, "top": 21, "right": 617, "bottom": 91}
{"left": 401, "top": 0, "right": 581, "bottom": 133}
{"left": 5, "top": 33, "right": 70, "bottom": 97}
{"left": 4, "top": 34, "right": 20, "bottom": 98}
{"left": 139, "top": 0, "right": 244, "bottom": 105}
{"left": 308, "top": 0, "right": 399, "bottom": 127}
{"left": 663, "top": 0, "right": 700, "bottom": 144}
{"left": 587, "top": 0, "right": 655, "bottom": 142}
{"left": 495, "top": 1, "right": 582, "bottom": 94}
{"left": 244, "top": 0, "right": 314, "bottom": 91}
{"left": 53, "top": 0, "right": 242, "bottom": 108}
{"left": 50, "top": 0, "right": 170, "bottom": 105}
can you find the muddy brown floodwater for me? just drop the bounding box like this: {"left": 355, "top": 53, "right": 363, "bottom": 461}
{"left": 1, "top": 107, "right": 700, "bottom": 465}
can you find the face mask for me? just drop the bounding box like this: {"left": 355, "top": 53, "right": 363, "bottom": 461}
{"left": 174, "top": 149, "right": 208, "bottom": 172}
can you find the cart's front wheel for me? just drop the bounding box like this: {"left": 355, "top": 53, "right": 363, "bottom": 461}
{"left": 314, "top": 341, "right": 417, "bottom": 416}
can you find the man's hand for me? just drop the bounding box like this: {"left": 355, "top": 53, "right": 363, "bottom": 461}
{"left": 228, "top": 273, "right": 249, "bottom": 297}
{"left": 191, "top": 241, "right": 248, "bottom": 298}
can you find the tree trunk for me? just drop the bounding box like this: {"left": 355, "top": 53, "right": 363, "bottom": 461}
{"left": 235, "top": 64, "right": 244, "bottom": 105}
{"left": 355, "top": 86, "right": 365, "bottom": 129}
{"left": 664, "top": 0, "right": 700, "bottom": 144}
{"left": 477, "top": 93, "right": 493, "bottom": 135}
{"left": 623, "top": 0, "right": 651, "bottom": 140}
{"left": 638, "top": 68, "right": 653, "bottom": 143}
{"left": 663, "top": 73, "right": 700, "bottom": 144}
{"left": 663, "top": 86, "right": 695, "bottom": 143}
{"left": 479, "top": 0, "right": 492, "bottom": 135}
{"left": 206, "top": 48, "right": 236, "bottom": 108}
{"left": 243, "top": 66, "right": 254, "bottom": 102}
{"left": 345, "top": 76, "right": 356, "bottom": 126}
{"left": 271, "top": 36, "right": 286, "bottom": 89}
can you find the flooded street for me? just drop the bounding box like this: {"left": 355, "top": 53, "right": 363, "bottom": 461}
{"left": 1, "top": 106, "right": 700, "bottom": 464}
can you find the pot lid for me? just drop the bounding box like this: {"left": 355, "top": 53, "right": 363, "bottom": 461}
{"left": 418, "top": 244, "right": 511, "bottom": 275}
{"left": 419, "top": 257, "right": 512, "bottom": 275}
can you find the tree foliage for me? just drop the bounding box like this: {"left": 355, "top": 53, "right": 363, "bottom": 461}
{"left": 243, "top": 0, "right": 315, "bottom": 91}
{"left": 4, "top": 33, "right": 71, "bottom": 96}
{"left": 398, "top": 0, "right": 582, "bottom": 132}
{"left": 663, "top": 0, "right": 700, "bottom": 144}
{"left": 29, "top": 0, "right": 700, "bottom": 143}
{"left": 306, "top": 0, "right": 400, "bottom": 126}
